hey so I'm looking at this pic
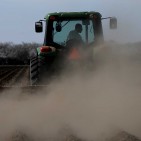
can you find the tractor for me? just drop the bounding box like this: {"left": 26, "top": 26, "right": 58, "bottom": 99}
{"left": 30, "top": 11, "right": 117, "bottom": 85}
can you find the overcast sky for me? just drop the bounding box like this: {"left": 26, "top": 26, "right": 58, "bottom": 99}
{"left": 0, "top": 0, "right": 141, "bottom": 43}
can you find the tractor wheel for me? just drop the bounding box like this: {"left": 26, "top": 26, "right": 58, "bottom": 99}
{"left": 30, "top": 57, "right": 39, "bottom": 85}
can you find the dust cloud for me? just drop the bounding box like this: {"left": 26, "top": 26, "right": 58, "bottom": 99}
{"left": 0, "top": 42, "right": 141, "bottom": 141}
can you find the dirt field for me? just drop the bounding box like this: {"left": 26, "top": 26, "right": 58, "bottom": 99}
{"left": 0, "top": 65, "right": 30, "bottom": 86}
{"left": 0, "top": 42, "right": 141, "bottom": 141}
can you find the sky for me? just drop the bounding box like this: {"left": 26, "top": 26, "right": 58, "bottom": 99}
{"left": 0, "top": 0, "right": 141, "bottom": 43}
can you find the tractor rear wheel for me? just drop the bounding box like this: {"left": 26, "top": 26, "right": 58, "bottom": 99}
{"left": 30, "top": 57, "right": 39, "bottom": 85}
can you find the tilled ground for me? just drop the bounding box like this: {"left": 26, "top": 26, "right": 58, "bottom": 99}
{"left": 0, "top": 65, "right": 32, "bottom": 93}
{"left": 1, "top": 43, "right": 141, "bottom": 141}
{"left": 0, "top": 65, "right": 30, "bottom": 87}
{"left": 6, "top": 131, "right": 141, "bottom": 141}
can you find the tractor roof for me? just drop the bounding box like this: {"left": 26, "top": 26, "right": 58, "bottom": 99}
{"left": 44, "top": 11, "right": 102, "bottom": 20}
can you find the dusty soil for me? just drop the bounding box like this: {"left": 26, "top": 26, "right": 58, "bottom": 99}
{"left": 0, "top": 42, "right": 141, "bottom": 141}
{"left": 0, "top": 65, "right": 30, "bottom": 87}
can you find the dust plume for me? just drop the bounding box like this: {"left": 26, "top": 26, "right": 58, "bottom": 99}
{"left": 0, "top": 42, "right": 141, "bottom": 141}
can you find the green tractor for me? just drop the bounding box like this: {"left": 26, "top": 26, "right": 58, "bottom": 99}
{"left": 30, "top": 11, "right": 117, "bottom": 85}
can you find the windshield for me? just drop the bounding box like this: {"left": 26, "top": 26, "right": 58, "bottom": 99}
{"left": 52, "top": 19, "right": 95, "bottom": 46}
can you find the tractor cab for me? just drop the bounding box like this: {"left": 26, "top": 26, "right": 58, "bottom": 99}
{"left": 35, "top": 12, "right": 117, "bottom": 48}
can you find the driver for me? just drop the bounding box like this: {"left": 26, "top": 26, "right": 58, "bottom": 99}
{"left": 66, "top": 23, "right": 83, "bottom": 42}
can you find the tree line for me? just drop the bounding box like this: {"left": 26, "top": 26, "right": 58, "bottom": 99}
{"left": 0, "top": 42, "right": 41, "bottom": 65}
{"left": 0, "top": 41, "right": 141, "bottom": 65}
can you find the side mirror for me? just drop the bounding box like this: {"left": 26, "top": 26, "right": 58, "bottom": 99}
{"left": 35, "top": 21, "right": 43, "bottom": 32}
{"left": 110, "top": 17, "right": 117, "bottom": 29}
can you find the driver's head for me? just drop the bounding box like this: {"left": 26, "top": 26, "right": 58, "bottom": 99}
{"left": 75, "top": 23, "right": 82, "bottom": 33}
